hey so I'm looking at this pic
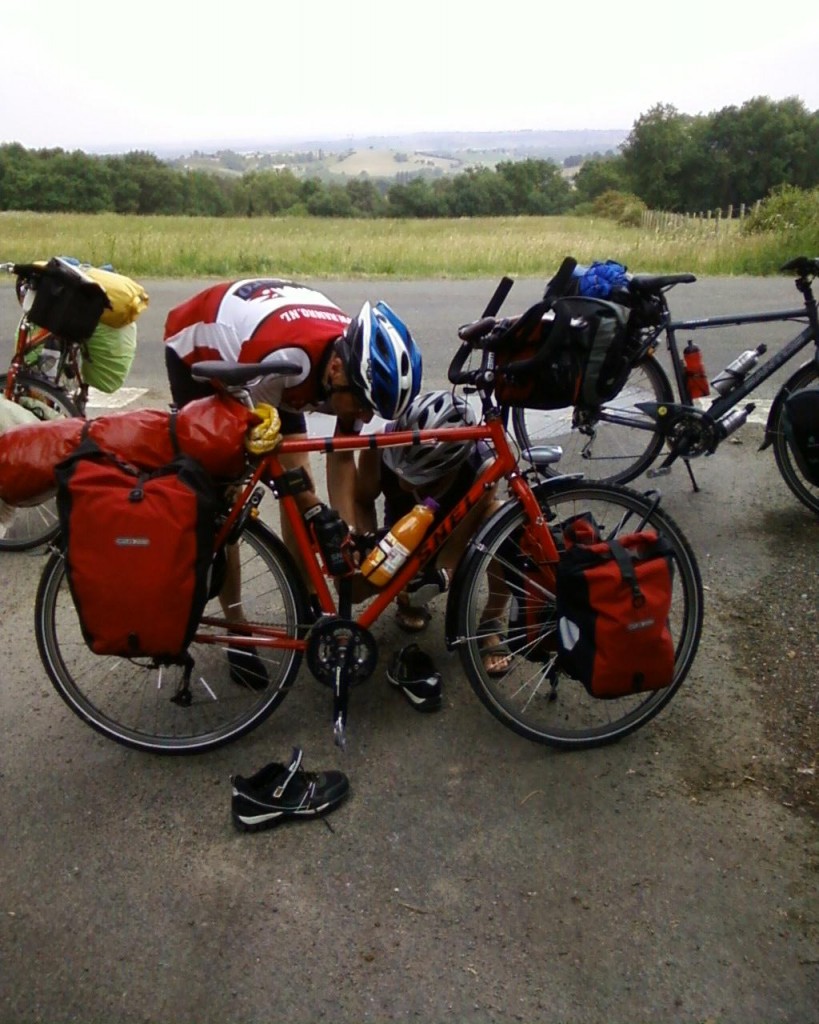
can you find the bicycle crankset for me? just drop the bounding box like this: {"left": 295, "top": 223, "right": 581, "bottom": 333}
{"left": 638, "top": 402, "right": 720, "bottom": 459}
{"left": 306, "top": 617, "right": 378, "bottom": 688}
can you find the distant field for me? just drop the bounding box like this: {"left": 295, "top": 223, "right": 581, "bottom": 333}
{"left": 329, "top": 149, "right": 463, "bottom": 177}
{"left": 0, "top": 210, "right": 791, "bottom": 279}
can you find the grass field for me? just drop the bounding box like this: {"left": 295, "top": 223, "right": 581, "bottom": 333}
{"left": 0, "top": 210, "right": 803, "bottom": 280}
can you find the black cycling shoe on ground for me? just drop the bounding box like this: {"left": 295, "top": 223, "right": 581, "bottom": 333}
{"left": 231, "top": 747, "right": 350, "bottom": 832}
{"left": 386, "top": 643, "right": 443, "bottom": 713}
{"left": 227, "top": 638, "right": 269, "bottom": 691}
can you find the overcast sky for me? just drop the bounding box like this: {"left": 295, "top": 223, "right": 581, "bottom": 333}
{"left": 2, "top": 0, "right": 817, "bottom": 153}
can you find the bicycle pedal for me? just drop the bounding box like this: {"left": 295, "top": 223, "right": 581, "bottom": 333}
{"left": 646, "top": 466, "right": 673, "bottom": 479}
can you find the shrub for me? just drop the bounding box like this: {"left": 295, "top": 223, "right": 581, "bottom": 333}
{"left": 741, "top": 185, "right": 819, "bottom": 235}
{"left": 592, "top": 190, "right": 648, "bottom": 226}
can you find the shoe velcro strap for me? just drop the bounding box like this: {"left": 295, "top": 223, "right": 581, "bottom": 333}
{"left": 273, "top": 746, "right": 304, "bottom": 799}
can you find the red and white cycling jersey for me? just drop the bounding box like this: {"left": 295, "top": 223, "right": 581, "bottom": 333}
{"left": 164, "top": 279, "right": 351, "bottom": 411}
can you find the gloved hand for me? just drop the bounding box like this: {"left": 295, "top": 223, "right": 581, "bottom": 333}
{"left": 245, "top": 403, "right": 282, "bottom": 455}
{"left": 304, "top": 504, "right": 357, "bottom": 578}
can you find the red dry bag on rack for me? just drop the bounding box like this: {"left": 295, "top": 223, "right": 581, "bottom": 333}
{"left": 55, "top": 440, "right": 220, "bottom": 660}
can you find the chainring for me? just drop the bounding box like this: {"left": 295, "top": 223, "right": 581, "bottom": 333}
{"left": 306, "top": 617, "right": 378, "bottom": 687}
{"left": 664, "top": 408, "right": 720, "bottom": 458}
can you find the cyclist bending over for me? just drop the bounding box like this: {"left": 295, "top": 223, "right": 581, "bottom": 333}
{"left": 164, "top": 277, "right": 422, "bottom": 688}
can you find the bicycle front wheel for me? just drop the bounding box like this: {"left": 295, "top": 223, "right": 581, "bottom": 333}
{"left": 35, "top": 519, "right": 308, "bottom": 754}
{"left": 452, "top": 480, "right": 703, "bottom": 749}
{"left": 771, "top": 361, "right": 819, "bottom": 515}
{"left": 512, "top": 355, "right": 673, "bottom": 484}
{"left": 0, "top": 372, "right": 82, "bottom": 552}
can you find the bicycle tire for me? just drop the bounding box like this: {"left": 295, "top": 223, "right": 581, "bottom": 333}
{"left": 34, "top": 518, "right": 309, "bottom": 754}
{"left": 511, "top": 355, "right": 673, "bottom": 485}
{"left": 450, "top": 480, "right": 703, "bottom": 749}
{"left": 771, "top": 361, "right": 819, "bottom": 516}
{"left": 0, "top": 372, "right": 82, "bottom": 552}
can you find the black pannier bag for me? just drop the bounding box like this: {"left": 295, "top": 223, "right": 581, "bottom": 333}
{"left": 489, "top": 295, "right": 631, "bottom": 410}
{"left": 555, "top": 296, "right": 631, "bottom": 405}
{"left": 490, "top": 299, "right": 583, "bottom": 410}
{"left": 783, "top": 387, "right": 819, "bottom": 485}
{"left": 14, "top": 257, "right": 111, "bottom": 342}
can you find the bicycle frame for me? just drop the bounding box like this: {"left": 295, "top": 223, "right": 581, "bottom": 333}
{"left": 195, "top": 408, "right": 562, "bottom": 746}
{"left": 211, "top": 412, "right": 555, "bottom": 640}
{"left": 664, "top": 297, "right": 818, "bottom": 416}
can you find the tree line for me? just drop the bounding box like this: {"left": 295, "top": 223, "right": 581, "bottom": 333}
{"left": 0, "top": 97, "right": 816, "bottom": 219}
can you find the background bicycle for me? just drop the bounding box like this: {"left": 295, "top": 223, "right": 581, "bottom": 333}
{"left": 511, "top": 256, "right": 819, "bottom": 514}
{"left": 31, "top": 284, "right": 704, "bottom": 756}
{"left": 0, "top": 258, "right": 147, "bottom": 550}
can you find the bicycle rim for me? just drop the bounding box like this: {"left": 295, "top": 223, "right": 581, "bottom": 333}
{"left": 454, "top": 480, "right": 703, "bottom": 749}
{"left": 772, "top": 362, "right": 819, "bottom": 515}
{"left": 512, "top": 357, "right": 672, "bottom": 485}
{"left": 0, "top": 373, "right": 81, "bottom": 551}
{"left": 34, "top": 519, "right": 307, "bottom": 753}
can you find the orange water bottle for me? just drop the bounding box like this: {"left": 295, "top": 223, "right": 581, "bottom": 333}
{"left": 683, "top": 340, "right": 709, "bottom": 399}
{"left": 360, "top": 498, "right": 439, "bottom": 587}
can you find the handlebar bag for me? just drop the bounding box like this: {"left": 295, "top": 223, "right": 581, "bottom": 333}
{"left": 782, "top": 387, "right": 819, "bottom": 486}
{"left": 15, "top": 258, "right": 111, "bottom": 342}
{"left": 555, "top": 531, "right": 675, "bottom": 698}
{"left": 55, "top": 441, "right": 220, "bottom": 660}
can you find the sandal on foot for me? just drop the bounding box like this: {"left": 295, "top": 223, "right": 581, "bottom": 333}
{"left": 231, "top": 747, "right": 350, "bottom": 832}
{"left": 386, "top": 643, "right": 443, "bottom": 712}
{"left": 395, "top": 593, "right": 432, "bottom": 633}
{"left": 479, "top": 618, "right": 513, "bottom": 678}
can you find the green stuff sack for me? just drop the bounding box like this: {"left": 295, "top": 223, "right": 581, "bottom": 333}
{"left": 81, "top": 322, "right": 138, "bottom": 393}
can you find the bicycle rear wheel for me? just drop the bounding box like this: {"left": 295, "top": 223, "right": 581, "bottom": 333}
{"left": 771, "top": 361, "right": 819, "bottom": 515}
{"left": 512, "top": 356, "right": 673, "bottom": 484}
{"left": 0, "top": 372, "right": 81, "bottom": 552}
{"left": 451, "top": 480, "right": 703, "bottom": 749}
{"left": 35, "top": 519, "right": 309, "bottom": 753}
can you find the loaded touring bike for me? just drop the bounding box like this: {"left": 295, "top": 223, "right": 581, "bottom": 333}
{"left": 33, "top": 279, "right": 705, "bottom": 756}
{"left": 513, "top": 256, "right": 819, "bottom": 514}
{"left": 1, "top": 259, "right": 143, "bottom": 550}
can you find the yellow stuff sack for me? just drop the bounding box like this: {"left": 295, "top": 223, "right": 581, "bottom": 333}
{"left": 80, "top": 265, "right": 149, "bottom": 328}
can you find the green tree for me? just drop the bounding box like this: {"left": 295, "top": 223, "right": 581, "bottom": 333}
{"left": 495, "top": 159, "right": 572, "bottom": 214}
{"left": 386, "top": 177, "right": 445, "bottom": 217}
{"left": 345, "top": 177, "right": 387, "bottom": 217}
{"left": 572, "top": 156, "right": 629, "bottom": 205}
{"left": 621, "top": 103, "right": 698, "bottom": 211}
{"left": 700, "top": 97, "right": 819, "bottom": 209}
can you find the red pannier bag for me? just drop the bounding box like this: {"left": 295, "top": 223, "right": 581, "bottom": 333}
{"left": 555, "top": 531, "right": 675, "bottom": 698}
{"left": 54, "top": 442, "right": 220, "bottom": 659}
{"left": 0, "top": 394, "right": 257, "bottom": 507}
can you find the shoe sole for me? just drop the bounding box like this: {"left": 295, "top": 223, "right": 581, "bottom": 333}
{"left": 232, "top": 795, "right": 347, "bottom": 832}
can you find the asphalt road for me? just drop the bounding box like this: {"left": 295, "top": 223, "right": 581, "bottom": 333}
{"left": 1, "top": 275, "right": 817, "bottom": 1023}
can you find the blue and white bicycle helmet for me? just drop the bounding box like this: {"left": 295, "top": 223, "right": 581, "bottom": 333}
{"left": 343, "top": 301, "right": 422, "bottom": 419}
{"left": 383, "top": 390, "right": 478, "bottom": 486}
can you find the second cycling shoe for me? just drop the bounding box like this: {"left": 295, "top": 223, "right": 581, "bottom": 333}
{"left": 386, "top": 643, "right": 443, "bottom": 713}
{"left": 231, "top": 747, "right": 350, "bottom": 832}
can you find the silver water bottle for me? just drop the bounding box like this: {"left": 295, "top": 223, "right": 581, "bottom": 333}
{"left": 710, "top": 344, "right": 767, "bottom": 396}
